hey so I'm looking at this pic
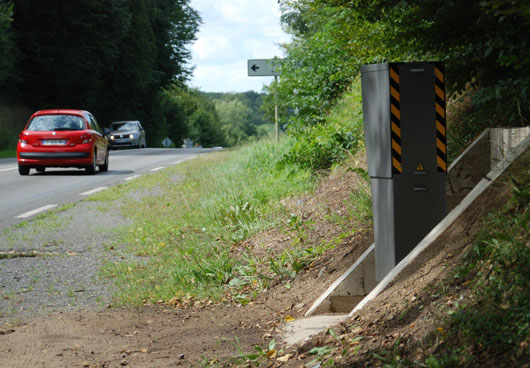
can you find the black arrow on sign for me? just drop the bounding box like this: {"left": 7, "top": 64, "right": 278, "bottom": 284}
{"left": 251, "top": 64, "right": 260, "bottom": 72}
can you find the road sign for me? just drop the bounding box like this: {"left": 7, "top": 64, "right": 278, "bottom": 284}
{"left": 162, "top": 137, "right": 173, "bottom": 148}
{"left": 248, "top": 58, "right": 284, "bottom": 142}
{"left": 247, "top": 59, "right": 282, "bottom": 76}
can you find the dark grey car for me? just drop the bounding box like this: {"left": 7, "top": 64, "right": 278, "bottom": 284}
{"left": 108, "top": 120, "right": 146, "bottom": 149}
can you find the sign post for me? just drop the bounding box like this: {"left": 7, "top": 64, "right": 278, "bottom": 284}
{"left": 248, "top": 58, "right": 283, "bottom": 142}
{"left": 274, "top": 76, "right": 278, "bottom": 142}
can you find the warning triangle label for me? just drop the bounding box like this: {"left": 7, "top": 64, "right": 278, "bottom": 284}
{"left": 416, "top": 163, "right": 424, "bottom": 171}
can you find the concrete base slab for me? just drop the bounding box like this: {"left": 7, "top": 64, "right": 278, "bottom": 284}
{"left": 304, "top": 244, "right": 375, "bottom": 316}
{"left": 280, "top": 315, "right": 348, "bottom": 345}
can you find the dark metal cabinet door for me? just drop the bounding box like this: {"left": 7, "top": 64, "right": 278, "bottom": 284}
{"left": 392, "top": 173, "right": 446, "bottom": 263}
{"left": 399, "top": 63, "right": 437, "bottom": 174}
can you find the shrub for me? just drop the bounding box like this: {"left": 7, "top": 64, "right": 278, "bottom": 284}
{"left": 279, "top": 80, "right": 364, "bottom": 172}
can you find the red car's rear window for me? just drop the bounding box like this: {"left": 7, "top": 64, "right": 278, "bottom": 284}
{"left": 27, "top": 115, "right": 86, "bottom": 131}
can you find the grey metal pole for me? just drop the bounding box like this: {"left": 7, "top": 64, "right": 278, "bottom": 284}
{"left": 274, "top": 75, "right": 279, "bottom": 143}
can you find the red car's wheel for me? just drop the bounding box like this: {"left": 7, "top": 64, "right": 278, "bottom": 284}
{"left": 98, "top": 150, "right": 109, "bottom": 172}
{"left": 85, "top": 150, "right": 97, "bottom": 175}
{"left": 18, "top": 165, "right": 30, "bottom": 176}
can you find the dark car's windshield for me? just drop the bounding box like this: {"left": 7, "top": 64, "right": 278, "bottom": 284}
{"left": 110, "top": 122, "right": 137, "bottom": 132}
{"left": 27, "top": 115, "right": 85, "bottom": 131}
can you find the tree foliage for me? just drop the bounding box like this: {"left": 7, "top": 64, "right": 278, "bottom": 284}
{"left": 0, "top": 1, "right": 14, "bottom": 86}
{"left": 215, "top": 98, "right": 256, "bottom": 147}
{"left": 277, "top": 0, "right": 530, "bottom": 167}
{"left": 203, "top": 91, "right": 274, "bottom": 147}
{"left": 203, "top": 91, "right": 270, "bottom": 127}
{"left": 349, "top": 0, "right": 530, "bottom": 151}
{"left": 278, "top": 1, "right": 395, "bottom": 132}
{"left": 347, "top": 0, "right": 530, "bottom": 93}
{"left": 0, "top": 0, "right": 200, "bottom": 147}
{"left": 158, "top": 86, "right": 224, "bottom": 148}
{"left": 0, "top": 0, "right": 276, "bottom": 150}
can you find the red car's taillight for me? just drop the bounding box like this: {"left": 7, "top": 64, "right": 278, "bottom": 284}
{"left": 18, "top": 133, "right": 28, "bottom": 144}
{"left": 70, "top": 133, "right": 92, "bottom": 145}
{"left": 80, "top": 133, "right": 92, "bottom": 144}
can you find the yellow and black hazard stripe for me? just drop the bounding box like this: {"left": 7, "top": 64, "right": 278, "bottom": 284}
{"left": 389, "top": 63, "right": 402, "bottom": 174}
{"left": 434, "top": 62, "right": 447, "bottom": 172}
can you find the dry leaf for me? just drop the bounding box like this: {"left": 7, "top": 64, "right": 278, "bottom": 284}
{"left": 284, "top": 315, "right": 295, "bottom": 322}
{"left": 277, "top": 353, "right": 292, "bottom": 362}
{"left": 262, "top": 332, "right": 273, "bottom": 339}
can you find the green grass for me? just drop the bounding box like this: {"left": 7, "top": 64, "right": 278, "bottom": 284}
{"left": 0, "top": 149, "right": 16, "bottom": 158}
{"left": 95, "top": 137, "right": 316, "bottom": 306}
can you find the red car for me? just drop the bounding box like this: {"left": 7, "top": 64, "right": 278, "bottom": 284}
{"left": 17, "top": 109, "right": 109, "bottom": 175}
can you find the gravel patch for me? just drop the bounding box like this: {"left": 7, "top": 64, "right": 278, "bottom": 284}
{"left": 0, "top": 200, "right": 131, "bottom": 322}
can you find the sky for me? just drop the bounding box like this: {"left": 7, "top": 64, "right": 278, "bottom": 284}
{"left": 188, "top": 0, "right": 290, "bottom": 93}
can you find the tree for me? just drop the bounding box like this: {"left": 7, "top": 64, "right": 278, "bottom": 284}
{"left": 104, "top": 0, "right": 157, "bottom": 125}
{"left": 215, "top": 98, "right": 256, "bottom": 147}
{"left": 0, "top": 1, "right": 15, "bottom": 91}
{"left": 8, "top": 0, "right": 200, "bottom": 146}
{"left": 201, "top": 91, "right": 270, "bottom": 128}
{"left": 277, "top": 0, "right": 530, "bottom": 157}
{"left": 331, "top": 0, "right": 530, "bottom": 146}
{"left": 277, "top": 0, "right": 394, "bottom": 133}
{"left": 159, "top": 86, "right": 224, "bottom": 148}
{"left": 11, "top": 0, "right": 130, "bottom": 109}
{"left": 149, "top": 0, "right": 200, "bottom": 86}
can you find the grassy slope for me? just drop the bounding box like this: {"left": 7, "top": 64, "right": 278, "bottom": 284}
{"left": 86, "top": 83, "right": 366, "bottom": 308}
{"left": 89, "top": 137, "right": 315, "bottom": 306}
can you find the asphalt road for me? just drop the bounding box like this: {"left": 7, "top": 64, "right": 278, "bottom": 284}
{"left": 0, "top": 148, "right": 216, "bottom": 233}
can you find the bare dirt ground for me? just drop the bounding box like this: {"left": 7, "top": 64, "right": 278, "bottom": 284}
{"left": 0, "top": 146, "right": 526, "bottom": 368}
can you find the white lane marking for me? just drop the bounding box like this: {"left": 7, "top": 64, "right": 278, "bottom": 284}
{"left": 150, "top": 167, "right": 165, "bottom": 172}
{"left": 173, "top": 160, "right": 183, "bottom": 165}
{"left": 124, "top": 175, "right": 141, "bottom": 181}
{"left": 16, "top": 204, "right": 58, "bottom": 219}
{"left": 0, "top": 166, "right": 17, "bottom": 173}
{"left": 80, "top": 187, "right": 108, "bottom": 196}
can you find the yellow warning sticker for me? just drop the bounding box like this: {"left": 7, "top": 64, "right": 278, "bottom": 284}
{"left": 416, "top": 163, "right": 424, "bottom": 171}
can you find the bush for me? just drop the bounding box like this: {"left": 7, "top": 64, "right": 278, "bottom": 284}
{"left": 279, "top": 79, "right": 364, "bottom": 172}
{"left": 448, "top": 78, "right": 530, "bottom": 160}
{"left": 279, "top": 122, "right": 362, "bottom": 172}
